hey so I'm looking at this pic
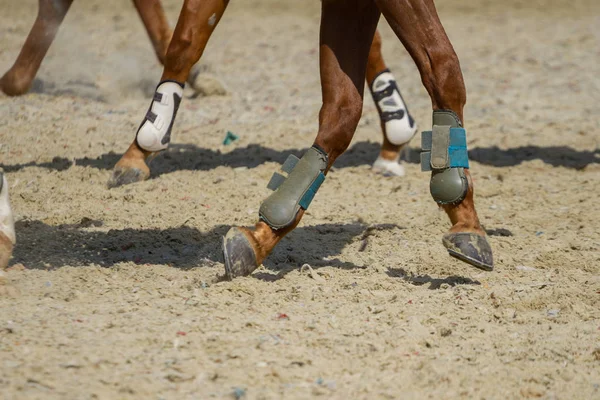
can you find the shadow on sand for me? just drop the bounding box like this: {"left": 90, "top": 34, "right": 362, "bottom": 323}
{"left": 3, "top": 142, "right": 597, "bottom": 177}
{"left": 386, "top": 267, "right": 480, "bottom": 290}
{"left": 11, "top": 220, "right": 400, "bottom": 275}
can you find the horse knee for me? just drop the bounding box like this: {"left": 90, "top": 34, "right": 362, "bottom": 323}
{"left": 420, "top": 47, "right": 466, "bottom": 110}
{"left": 318, "top": 90, "right": 363, "bottom": 161}
{"left": 164, "top": 29, "right": 197, "bottom": 76}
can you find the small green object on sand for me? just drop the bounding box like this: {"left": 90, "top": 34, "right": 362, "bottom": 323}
{"left": 223, "top": 131, "right": 239, "bottom": 145}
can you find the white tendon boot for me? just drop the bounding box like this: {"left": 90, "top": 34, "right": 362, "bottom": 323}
{"left": 370, "top": 69, "right": 418, "bottom": 177}
{"left": 0, "top": 173, "right": 15, "bottom": 271}
{"left": 136, "top": 80, "right": 184, "bottom": 152}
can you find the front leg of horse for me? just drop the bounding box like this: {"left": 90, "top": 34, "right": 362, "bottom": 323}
{"left": 223, "top": 0, "right": 380, "bottom": 279}
{"left": 0, "top": 0, "right": 73, "bottom": 96}
{"left": 376, "top": 0, "right": 493, "bottom": 270}
{"left": 109, "top": 0, "right": 230, "bottom": 188}
{"left": 132, "top": 0, "right": 227, "bottom": 97}
{"left": 366, "top": 30, "right": 417, "bottom": 177}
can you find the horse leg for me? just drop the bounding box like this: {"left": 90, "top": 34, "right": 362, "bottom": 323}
{"left": 131, "top": 0, "right": 172, "bottom": 65}
{"left": 0, "top": 0, "right": 74, "bottom": 96}
{"left": 0, "top": 173, "right": 15, "bottom": 270}
{"left": 132, "top": 0, "right": 227, "bottom": 96}
{"left": 366, "top": 29, "right": 417, "bottom": 177}
{"left": 375, "top": 0, "right": 493, "bottom": 270}
{"left": 223, "top": 0, "right": 381, "bottom": 279}
{"left": 108, "top": 0, "right": 230, "bottom": 188}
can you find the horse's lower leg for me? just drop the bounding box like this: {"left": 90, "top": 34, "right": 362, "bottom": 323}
{"left": 131, "top": 0, "right": 172, "bottom": 65}
{"left": 375, "top": 0, "right": 493, "bottom": 269}
{"left": 0, "top": 173, "right": 15, "bottom": 270}
{"left": 0, "top": 0, "right": 74, "bottom": 96}
{"left": 366, "top": 29, "right": 417, "bottom": 177}
{"left": 223, "top": 0, "right": 381, "bottom": 279}
{"left": 109, "top": 0, "right": 229, "bottom": 188}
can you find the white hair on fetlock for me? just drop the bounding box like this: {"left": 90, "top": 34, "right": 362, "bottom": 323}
{"left": 0, "top": 174, "right": 15, "bottom": 245}
{"left": 372, "top": 155, "right": 406, "bottom": 177}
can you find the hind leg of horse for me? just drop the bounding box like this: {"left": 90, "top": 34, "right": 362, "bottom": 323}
{"left": 0, "top": 173, "right": 15, "bottom": 271}
{"left": 367, "top": 29, "right": 417, "bottom": 177}
{"left": 222, "top": 0, "right": 381, "bottom": 279}
{"left": 0, "top": 0, "right": 74, "bottom": 96}
{"left": 109, "top": 0, "right": 229, "bottom": 188}
{"left": 375, "top": 0, "right": 493, "bottom": 270}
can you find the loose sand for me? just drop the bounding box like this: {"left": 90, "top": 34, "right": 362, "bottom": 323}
{"left": 0, "top": 0, "right": 599, "bottom": 398}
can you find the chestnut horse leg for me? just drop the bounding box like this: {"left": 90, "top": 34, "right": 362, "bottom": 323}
{"left": 132, "top": 0, "right": 228, "bottom": 98}
{"left": 375, "top": 0, "right": 493, "bottom": 269}
{"left": 366, "top": 30, "right": 417, "bottom": 177}
{"left": 222, "top": 0, "right": 381, "bottom": 279}
{"left": 108, "top": 0, "right": 230, "bottom": 188}
{"left": 0, "top": 172, "right": 15, "bottom": 270}
{"left": 0, "top": 0, "right": 74, "bottom": 96}
{"left": 131, "top": 0, "right": 173, "bottom": 65}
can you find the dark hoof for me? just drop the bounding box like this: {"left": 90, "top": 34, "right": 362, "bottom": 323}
{"left": 223, "top": 228, "right": 258, "bottom": 280}
{"left": 107, "top": 167, "right": 148, "bottom": 189}
{"left": 442, "top": 232, "right": 494, "bottom": 271}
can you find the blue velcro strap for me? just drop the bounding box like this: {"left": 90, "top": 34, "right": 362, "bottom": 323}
{"left": 420, "top": 127, "right": 469, "bottom": 171}
{"left": 448, "top": 128, "right": 469, "bottom": 168}
{"left": 298, "top": 172, "right": 325, "bottom": 210}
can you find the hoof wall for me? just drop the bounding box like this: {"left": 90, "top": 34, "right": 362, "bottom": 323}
{"left": 223, "top": 228, "right": 258, "bottom": 280}
{"left": 442, "top": 232, "right": 494, "bottom": 271}
{"left": 108, "top": 167, "right": 148, "bottom": 188}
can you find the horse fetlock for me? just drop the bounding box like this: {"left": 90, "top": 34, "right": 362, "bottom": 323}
{"left": 421, "top": 110, "right": 469, "bottom": 205}
{"left": 372, "top": 155, "right": 405, "bottom": 177}
{"left": 136, "top": 80, "right": 184, "bottom": 152}
{"left": 370, "top": 69, "right": 417, "bottom": 146}
{"left": 259, "top": 146, "right": 328, "bottom": 230}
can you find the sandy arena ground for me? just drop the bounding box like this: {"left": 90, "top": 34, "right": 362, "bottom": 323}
{"left": 1, "top": 0, "right": 599, "bottom": 398}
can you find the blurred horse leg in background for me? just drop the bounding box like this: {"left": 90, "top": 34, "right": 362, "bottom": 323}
{"left": 0, "top": 0, "right": 74, "bottom": 96}
{"left": 367, "top": 29, "right": 417, "bottom": 177}
{"left": 0, "top": 0, "right": 224, "bottom": 96}
{"left": 108, "top": 0, "right": 230, "bottom": 188}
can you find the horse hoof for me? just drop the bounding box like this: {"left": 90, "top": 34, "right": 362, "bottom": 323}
{"left": 222, "top": 227, "right": 258, "bottom": 280}
{"left": 372, "top": 156, "right": 406, "bottom": 177}
{"left": 107, "top": 167, "right": 149, "bottom": 188}
{"left": 442, "top": 232, "right": 494, "bottom": 271}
